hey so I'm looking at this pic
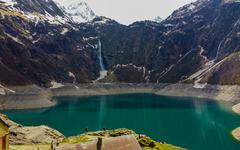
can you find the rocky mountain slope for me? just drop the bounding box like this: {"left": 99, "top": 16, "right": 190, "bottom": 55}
{"left": 0, "top": 0, "right": 239, "bottom": 87}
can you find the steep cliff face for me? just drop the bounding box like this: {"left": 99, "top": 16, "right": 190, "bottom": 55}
{"left": 98, "top": 0, "right": 240, "bottom": 84}
{"left": 0, "top": 0, "right": 98, "bottom": 86}
{"left": 0, "top": 0, "right": 239, "bottom": 86}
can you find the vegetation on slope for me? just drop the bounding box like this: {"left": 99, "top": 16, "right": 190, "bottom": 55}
{"left": 61, "top": 128, "right": 185, "bottom": 150}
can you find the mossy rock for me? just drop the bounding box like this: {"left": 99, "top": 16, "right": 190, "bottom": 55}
{"left": 87, "top": 128, "right": 135, "bottom": 137}
{"left": 61, "top": 128, "right": 185, "bottom": 150}
{"left": 61, "top": 134, "right": 89, "bottom": 144}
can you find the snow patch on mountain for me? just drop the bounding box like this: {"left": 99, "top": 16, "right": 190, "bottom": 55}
{"left": 0, "top": 84, "right": 16, "bottom": 95}
{"left": 53, "top": 0, "right": 96, "bottom": 23}
{"left": 0, "top": 0, "right": 72, "bottom": 26}
{"left": 167, "top": 0, "right": 211, "bottom": 21}
{"left": 49, "top": 81, "right": 64, "bottom": 89}
{"left": 61, "top": 28, "right": 69, "bottom": 35}
{"left": 223, "top": 0, "right": 240, "bottom": 4}
{"left": 0, "top": 0, "right": 16, "bottom": 6}
{"left": 5, "top": 33, "right": 25, "bottom": 46}
{"left": 154, "top": 16, "right": 162, "bottom": 23}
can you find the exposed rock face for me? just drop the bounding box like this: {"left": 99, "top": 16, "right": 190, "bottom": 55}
{"left": 62, "top": 128, "right": 185, "bottom": 150}
{"left": 0, "top": 85, "right": 55, "bottom": 110}
{"left": 0, "top": 114, "right": 64, "bottom": 145}
{"left": 232, "top": 127, "right": 240, "bottom": 141}
{"left": 232, "top": 103, "right": 240, "bottom": 114}
{"left": 10, "top": 125, "right": 64, "bottom": 145}
{"left": 0, "top": 0, "right": 239, "bottom": 86}
{"left": 94, "top": 0, "right": 240, "bottom": 84}
{"left": 0, "top": 0, "right": 98, "bottom": 86}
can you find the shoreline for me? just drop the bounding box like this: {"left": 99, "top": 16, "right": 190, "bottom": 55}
{"left": 1, "top": 83, "right": 240, "bottom": 142}
{"left": 1, "top": 83, "right": 240, "bottom": 110}
{"left": 0, "top": 85, "right": 55, "bottom": 110}
{"left": 232, "top": 103, "right": 240, "bottom": 141}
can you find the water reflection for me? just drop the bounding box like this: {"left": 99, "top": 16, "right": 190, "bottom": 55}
{"left": 98, "top": 96, "right": 107, "bottom": 129}
{"left": 3, "top": 94, "right": 240, "bottom": 150}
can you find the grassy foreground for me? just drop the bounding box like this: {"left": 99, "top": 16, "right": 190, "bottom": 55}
{"left": 10, "top": 128, "right": 185, "bottom": 150}
{"left": 61, "top": 128, "right": 184, "bottom": 150}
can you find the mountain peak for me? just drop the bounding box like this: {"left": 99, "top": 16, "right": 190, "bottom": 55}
{"left": 53, "top": 0, "right": 96, "bottom": 23}
{"left": 154, "top": 16, "right": 162, "bottom": 23}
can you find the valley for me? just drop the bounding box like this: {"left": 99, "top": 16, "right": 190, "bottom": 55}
{"left": 0, "top": 0, "right": 240, "bottom": 149}
{"left": 0, "top": 0, "right": 239, "bottom": 87}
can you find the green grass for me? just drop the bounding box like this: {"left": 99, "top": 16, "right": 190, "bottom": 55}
{"left": 61, "top": 134, "right": 90, "bottom": 144}
{"left": 60, "top": 128, "right": 186, "bottom": 150}
{"left": 138, "top": 136, "right": 183, "bottom": 150}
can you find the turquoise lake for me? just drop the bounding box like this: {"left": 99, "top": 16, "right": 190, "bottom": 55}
{"left": 3, "top": 94, "right": 240, "bottom": 150}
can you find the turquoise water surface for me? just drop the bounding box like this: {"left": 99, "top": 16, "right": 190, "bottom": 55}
{"left": 3, "top": 94, "right": 240, "bottom": 150}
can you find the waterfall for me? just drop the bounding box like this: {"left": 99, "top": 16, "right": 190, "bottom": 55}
{"left": 95, "top": 40, "right": 108, "bottom": 81}
{"left": 98, "top": 40, "right": 105, "bottom": 70}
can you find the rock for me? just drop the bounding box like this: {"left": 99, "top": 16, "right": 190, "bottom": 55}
{"left": 232, "top": 103, "right": 240, "bottom": 114}
{"left": 10, "top": 125, "right": 64, "bottom": 145}
{"left": 62, "top": 128, "right": 186, "bottom": 150}
{"left": 232, "top": 127, "right": 240, "bottom": 141}
{"left": 0, "top": 114, "right": 64, "bottom": 145}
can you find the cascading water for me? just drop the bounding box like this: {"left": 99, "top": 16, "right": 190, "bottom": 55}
{"left": 98, "top": 40, "right": 105, "bottom": 70}
{"left": 95, "top": 40, "right": 108, "bottom": 81}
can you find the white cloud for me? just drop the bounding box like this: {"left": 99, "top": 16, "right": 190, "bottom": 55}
{"left": 55, "top": 0, "right": 197, "bottom": 25}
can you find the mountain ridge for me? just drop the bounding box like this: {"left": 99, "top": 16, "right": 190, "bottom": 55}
{"left": 0, "top": 0, "right": 239, "bottom": 87}
{"left": 53, "top": 0, "right": 96, "bottom": 23}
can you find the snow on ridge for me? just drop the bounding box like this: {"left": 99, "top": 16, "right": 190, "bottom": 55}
{"left": 49, "top": 81, "right": 64, "bottom": 89}
{"left": 0, "top": 84, "right": 6, "bottom": 95}
{"left": 199, "top": 46, "right": 208, "bottom": 61}
{"left": 114, "top": 63, "right": 145, "bottom": 71}
{"left": 68, "top": 72, "right": 76, "bottom": 83}
{"left": 167, "top": 0, "right": 211, "bottom": 21}
{"left": 0, "top": 88, "right": 5, "bottom": 95}
{"left": 61, "top": 28, "right": 69, "bottom": 35}
{"left": 5, "top": 33, "right": 25, "bottom": 46}
{"left": 94, "top": 70, "right": 108, "bottom": 82}
{"left": 32, "top": 37, "right": 41, "bottom": 44}
{"left": 53, "top": 0, "right": 96, "bottom": 23}
{"left": 1, "top": 0, "right": 96, "bottom": 26}
{"left": 82, "top": 36, "right": 98, "bottom": 41}
{"left": 92, "top": 17, "right": 112, "bottom": 24}
{"left": 0, "top": 0, "right": 16, "bottom": 6}
{"left": 0, "top": 84, "right": 16, "bottom": 95}
{"left": 0, "top": 1, "right": 72, "bottom": 26}
{"left": 223, "top": 0, "right": 240, "bottom": 4}
{"left": 114, "top": 64, "right": 149, "bottom": 77}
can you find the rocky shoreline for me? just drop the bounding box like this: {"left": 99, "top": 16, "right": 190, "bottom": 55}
{"left": 0, "top": 85, "right": 55, "bottom": 110}
{"left": 0, "top": 114, "right": 64, "bottom": 145}
{"left": 1, "top": 83, "right": 240, "bottom": 142}
{"left": 232, "top": 103, "right": 240, "bottom": 115}
{"left": 0, "top": 114, "right": 185, "bottom": 150}
{"left": 1, "top": 83, "right": 240, "bottom": 110}
{"left": 232, "top": 103, "right": 240, "bottom": 141}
